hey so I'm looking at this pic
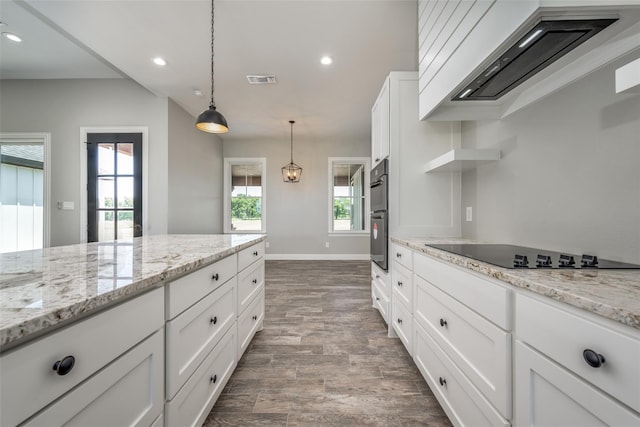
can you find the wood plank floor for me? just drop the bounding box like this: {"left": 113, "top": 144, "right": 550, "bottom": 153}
{"left": 204, "top": 260, "right": 452, "bottom": 426}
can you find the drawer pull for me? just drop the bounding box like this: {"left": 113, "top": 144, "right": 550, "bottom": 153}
{"left": 396, "top": 253, "right": 402, "bottom": 258}
{"left": 439, "top": 377, "right": 447, "bottom": 386}
{"left": 397, "top": 318, "right": 402, "bottom": 325}
{"left": 252, "top": 278, "right": 258, "bottom": 284}
{"left": 439, "top": 318, "right": 448, "bottom": 327}
{"left": 583, "top": 349, "right": 606, "bottom": 368}
{"left": 210, "top": 374, "right": 217, "bottom": 384}
{"left": 252, "top": 315, "right": 258, "bottom": 321}
{"left": 397, "top": 281, "right": 403, "bottom": 287}
{"left": 253, "top": 251, "right": 259, "bottom": 256}
{"left": 52, "top": 355, "right": 75, "bottom": 376}
{"left": 210, "top": 316, "right": 218, "bottom": 325}
{"left": 211, "top": 273, "right": 219, "bottom": 281}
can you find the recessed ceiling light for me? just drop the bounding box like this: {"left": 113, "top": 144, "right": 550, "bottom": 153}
{"left": 320, "top": 56, "right": 334, "bottom": 65}
{"left": 152, "top": 57, "right": 167, "bottom": 66}
{"left": 3, "top": 32, "right": 22, "bottom": 43}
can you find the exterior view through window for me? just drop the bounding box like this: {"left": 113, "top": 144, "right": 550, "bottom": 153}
{"left": 330, "top": 158, "right": 369, "bottom": 233}
{"left": 226, "top": 159, "right": 265, "bottom": 233}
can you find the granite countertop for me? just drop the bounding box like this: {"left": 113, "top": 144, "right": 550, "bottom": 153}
{"left": 391, "top": 237, "right": 640, "bottom": 331}
{"left": 0, "top": 234, "right": 266, "bottom": 350}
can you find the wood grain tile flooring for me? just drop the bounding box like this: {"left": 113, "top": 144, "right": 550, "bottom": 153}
{"left": 204, "top": 260, "right": 452, "bottom": 426}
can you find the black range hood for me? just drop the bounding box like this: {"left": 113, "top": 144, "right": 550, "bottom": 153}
{"left": 453, "top": 18, "right": 618, "bottom": 101}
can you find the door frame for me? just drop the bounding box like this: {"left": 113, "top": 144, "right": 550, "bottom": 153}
{"left": 80, "top": 127, "right": 148, "bottom": 243}
{"left": 0, "top": 132, "right": 51, "bottom": 249}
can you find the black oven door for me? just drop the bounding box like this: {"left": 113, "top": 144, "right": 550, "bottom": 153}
{"left": 370, "top": 175, "right": 387, "bottom": 213}
{"left": 370, "top": 211, "right": 388, "bottom": 271}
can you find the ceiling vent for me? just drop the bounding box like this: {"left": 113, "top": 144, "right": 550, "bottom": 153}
{"left": 246, "top": 75, "right": 277, "bottom": 85}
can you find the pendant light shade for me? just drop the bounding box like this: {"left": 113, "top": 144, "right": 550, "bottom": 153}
{"left": 196, "top": 0, "right": 228, "bottom": 133}
{"left": 281, "top": 120, "right": 302, "bottom": 183}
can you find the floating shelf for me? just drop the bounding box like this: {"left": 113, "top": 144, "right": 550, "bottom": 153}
{"left": 424, "top": 148, "right": 500, "bottom": 173}
{"left": 615, "top": 58, "right": 640, "bottom": 94}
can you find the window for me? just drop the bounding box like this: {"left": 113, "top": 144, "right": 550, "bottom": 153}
{"left": 328, "top": 157, "right": 369, "bottom": 234}
{"left": 224, "top": 158, "right": 266, "bottom": 233}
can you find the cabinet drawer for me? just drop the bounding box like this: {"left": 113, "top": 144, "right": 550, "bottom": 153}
{"left": 372, "top": 279, "right": 389, "bottom": 324}
{"left": 414, "top": 275, "right": 510, "bottom": 417}
{"left": 23, "top": 330, "right": 164, "bottom": 427}
{"left": 391, "top": 261, "right": 412, "bottom": 312}
{"left": 390, "top": 243, "right": 413, "bottom": 271}
{"left": 166, "top": 279, "right": 236, "bottom": 399}
{"left": 238, "top": 260, "right": 264, "bottom": 314}
{"left": 413, "top": 323, "right": 509, "bottom": 427}
{"left": 414, "top": 252, "right": 510, "bottom": 329}
{"left": 516, "top": 293, "right": 640, "bottom": 412}
{"left": 392, "top": 296, "right": 412, "bottom": 355}
{"left": 238, "top": 241, "right": 265, "bottom": 272}
{"left": 371, "top": 261, "right": 390, "bottom": 294}
{"left": 165, "top": 327, "right": 237, "bottom": 427}
{"left": 0, "top": 288, "right": 164, "bottom": 427}
{"left": 167, "top": 254, "right": 237, "bottom": 319}
{"left": 238, "top": 290, "right": 265, "bottom": 357}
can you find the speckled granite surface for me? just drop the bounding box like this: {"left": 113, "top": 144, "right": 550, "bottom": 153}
{"left": 391, "top": 237, "right": 640, "bottom": 331}
{"left": 0, "top": 234, "right": 265, "bottom": 350}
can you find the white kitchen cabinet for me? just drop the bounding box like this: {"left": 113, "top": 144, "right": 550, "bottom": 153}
{"left": 515, "top": 293, "right": 640, "bottom": 425}
{"left": 23, "top": 330, "right": 164, "bottom": 427}
{"left": 371, "top": 77, "right": 390, "bottom": 166}
{"left": 236, "top": 243, "right": 265, "bottom": 358}
{"left": 0, "top": 287, "right": 165, "bottom": 427}
{"left": 237, "top": 290, "right": 265, "bottom": 356}
{"left": 371, "top": 261, "right": 391, "bottom": 327}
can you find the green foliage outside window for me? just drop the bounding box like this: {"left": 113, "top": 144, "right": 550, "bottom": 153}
{"left": 232, "top": 194, "right": 261, "bottom": 219}
{"left": 333, "top": 198, "right": 351, "bottom": 219}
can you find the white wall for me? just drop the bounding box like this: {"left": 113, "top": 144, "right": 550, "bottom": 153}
{"left": 167, "top": 99, "right": 223, "bottom": 234}
{"left": 460, "top": 53, "right": 640, "bottom": 264}
{"left": 224, "top": 132, "right": 370, "bottom": 258}
{"left": 0, "top": 79, "right": 169, "bottom": 246}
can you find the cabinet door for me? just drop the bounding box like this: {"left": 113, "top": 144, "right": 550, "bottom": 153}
{"left": 237, "top": 290, "right": 265, "bottom": 357}
{"left": 23, "top": 330, "right": 164, "bottom": 427}
{"left": 514, "top": 341, "right": 640, "bottom": 427}
{"left": 371, "top": 77, "right": 390, "bottom": 165}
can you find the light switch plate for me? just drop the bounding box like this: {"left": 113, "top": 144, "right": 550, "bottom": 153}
{"left": 465, "top": 206, "right": 472, "bottom": 222}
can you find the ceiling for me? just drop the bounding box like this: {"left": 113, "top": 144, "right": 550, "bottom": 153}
{"left": 0, "top": 0, "right": 419, "bottom": 142}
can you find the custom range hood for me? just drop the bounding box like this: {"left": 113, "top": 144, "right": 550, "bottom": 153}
{"left": 453, "top": 18, "right": 617, "bottom": 101}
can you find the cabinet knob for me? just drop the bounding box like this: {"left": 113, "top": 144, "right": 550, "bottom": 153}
{"left": 210, "top": 316, "right": 218, "bottom": 325}
{"left": 396, "top": 253, "right": 402, "bottom": 258}
{"left": 375, "top": 297, "right": 380, "bottom": 301}
{"left": 439, "top": 377, "right": 447, "bottom": 386}
{"left": 253, "top": 251, "right": 259, "bottom": 256}
{"left": 583, "top": 349, "right": 605, "bottom": 368}
{"left": 210, "top": 374, "right": 217, "bottom": 384}
{"left": 52, "top": 355, "right": 75, "bottom": 376}
{"left": 397, "top": 281, "right": 403, "bottom": 287}
{"left": 397, "top": 318, "right": 402, "bottom": 325}
{"left": 211, "top": 273, "right": 219, "bottom": 281}
{"left": 252, "top": 278, "right": 258, "bottom": 284}
{"left": 439, "top": 318, "right": 448, "bottom": 327}
{"left": 252, "top": 315, "right": 258, "bottom": 321}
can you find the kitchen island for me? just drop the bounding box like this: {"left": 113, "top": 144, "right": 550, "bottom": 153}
{"left": 0, "top": 234, "right": 266, "bottom": 427}
{"left": 387, "top": 236, "right": 640, "bottom": 427}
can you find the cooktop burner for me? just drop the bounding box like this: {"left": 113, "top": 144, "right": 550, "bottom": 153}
{"left": 425, "top": 244, "right": 640, "bottom": 269}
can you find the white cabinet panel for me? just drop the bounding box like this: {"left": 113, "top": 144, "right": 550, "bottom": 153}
{"left": 392, "top": 296, "right": 413, "bottom": 355}
{"left": 390, "top": 243, "right": 413, "bottom": 271}
{"left": 238, "top": 260, "right": 264, "bottom": 315}
{"left": 372, "top": 279, "right": 389, "bottom": 324}
{"left": 0, "top": 288, "right": 164, "bottom": 427}
{"left": 24, "top": 330, "right": 164, "bottom": 427}
{"left": 514, "top": 341, "right": 640, "bottom": 427}
{"left": 371, "top": 76, "right": 390, "bottom": 165}
{"left": 238, "top": 241, "right": 265, "bottom": 272}
{"left": 165, "top": 279, "right": 236, "bottom": 399}
{"left": 237, "top": 290, "right": 265, "bottom": 357}
{"left": 165, "top": 327, "right": 237, "bottom": 427}
{"left": 391, "top": 261, "right": 412, "bottom": 312}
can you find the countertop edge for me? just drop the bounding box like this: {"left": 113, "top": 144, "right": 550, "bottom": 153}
{"left": 390, "top": 237, "right": 640, "bottom": 331}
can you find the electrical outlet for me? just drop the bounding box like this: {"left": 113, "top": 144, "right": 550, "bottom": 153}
{"left": 265, "top": 242, "right": 270, "bottom": 248}
{"left": 466, "top": 207, "right": 473, "bottom": 222}
{"left": 325, "top": 242, "right": 330, "bottom": 248}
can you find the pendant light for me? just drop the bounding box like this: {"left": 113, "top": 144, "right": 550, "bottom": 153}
{"left": 281, "top": 120, "right": 302, "bottom": 183}
{"left": 195, "top": 0, "right": 228, "bottom": 133}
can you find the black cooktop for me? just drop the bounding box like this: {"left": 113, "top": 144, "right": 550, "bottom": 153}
{"left": 425, "top": 244, "right": 640, "bottom": 269}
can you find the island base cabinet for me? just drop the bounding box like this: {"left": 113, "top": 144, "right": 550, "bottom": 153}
{"left": 237, "top": 290, "right": 265, "bottom": 357}
{"left": 165, "top": 327, "right": 237, "bottom": 427}
{"left": 514, "top": 341, "right": 640, "bottom": 427}
{"left": 413, "top": 323, "right": 509, "bottom": 427}
{"left": 23, "top": 330, "right": 164, "bottom": 427}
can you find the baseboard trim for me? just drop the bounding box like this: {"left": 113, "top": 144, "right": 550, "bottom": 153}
{"left": 265, "top": 254, "right": 370, "bottom": 261}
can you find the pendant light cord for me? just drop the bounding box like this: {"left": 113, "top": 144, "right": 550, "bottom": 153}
{"left": 209, "top": 0, "right": 216, "bottom": 109}
{"left": 290, "top": 120, "right": 295, "bottom": 163}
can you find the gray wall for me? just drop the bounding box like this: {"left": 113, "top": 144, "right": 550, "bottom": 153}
{"left": 167, "top": 99, "right": 223, "bottom": 234}
{"left": 224, "top": 132, "right": 370, "bottom": 258}
{"left": 460, "top": 53, "right": 640, "bottom": 263}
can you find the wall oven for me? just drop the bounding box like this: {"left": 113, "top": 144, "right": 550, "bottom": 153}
{"left": 370, "top": 159, "right": 388, "bottom": 270}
